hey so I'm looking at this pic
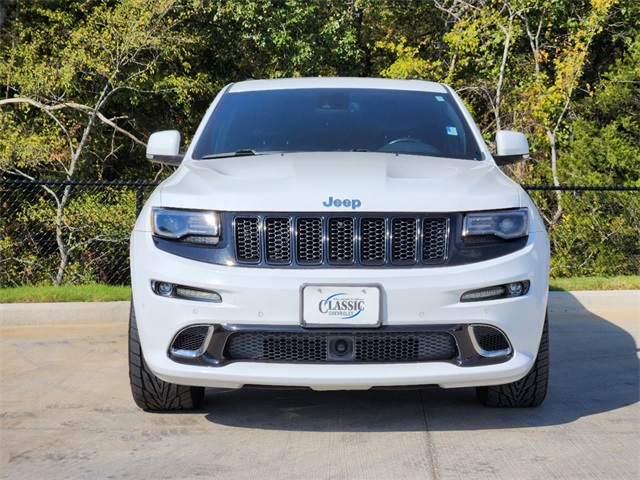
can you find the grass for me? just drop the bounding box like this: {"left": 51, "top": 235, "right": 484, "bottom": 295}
{"left": 549, "top": 275, "right": 640, "bottom": 292}
{"left": 0, "top": 284, "right": 131, "bottom": 303}
{"left": 0, "top": 276, "right": 637, "bottom": 303}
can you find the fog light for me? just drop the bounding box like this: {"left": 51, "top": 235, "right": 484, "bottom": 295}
{"left": 151, "top": 280, "right": 222, "bottom": 303}
{"left": 461, "top": 281, "right": 530, "bottom": 302}
{"left": 506, "top": 282, "right": 524, "bottom": 297}
{"left": 157, "top": 282, "right": 174, "bottom": 296}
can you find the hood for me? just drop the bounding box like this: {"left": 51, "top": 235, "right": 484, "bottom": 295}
{"left": 158, "top": 152, "right": 521, "bottom": 213}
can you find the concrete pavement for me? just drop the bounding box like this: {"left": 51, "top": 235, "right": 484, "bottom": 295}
{"left": 1, "top": 291, "right": 638, "bottom": 479}
{"left": 0, "top": 300, "right": 130, "bottom": 325}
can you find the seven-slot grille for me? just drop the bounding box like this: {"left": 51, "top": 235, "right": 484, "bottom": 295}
{"left": 234, "top": 214, "right": 449, "bottom": 267}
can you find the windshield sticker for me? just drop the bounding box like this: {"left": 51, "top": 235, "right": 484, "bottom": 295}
{"left": 435, "top": 96, "right": 445, "bottom": 102}
{"left": 446, "top": 126, "right": 458, "bottom": 136}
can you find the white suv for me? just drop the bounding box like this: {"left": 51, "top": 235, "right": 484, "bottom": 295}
{"left": 129, "top": 78, "right": 550, "bottom": 410}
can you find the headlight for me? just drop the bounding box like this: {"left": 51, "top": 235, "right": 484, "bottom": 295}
{"left": 463, "top": 208, "right": 529, "bottom": 241}
{"left": 151, "top": 208, "right": 221, "bottom": 245}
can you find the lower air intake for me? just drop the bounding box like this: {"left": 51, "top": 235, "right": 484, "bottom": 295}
{"left": 471, "top": 325, "right": 511, "bottom": 356}
{"left": 224, "top": 331, "right": 457, "bottom": 363}
{"left": 170, "top": 325, "right": 212, "bottom": 357}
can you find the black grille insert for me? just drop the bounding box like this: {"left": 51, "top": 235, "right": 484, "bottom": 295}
{"left": 328, "top": 217, "right": 355, "bottom": 264}
{"left": 391, "top": 218, "right": 418, "bottom": 264}
{"left": 360, "top": 217, "right": 386, "bottom": 265}
{"left": 224, "top": 331, "right": 456, "bottom": 363}
{"left": 297, "top": 217, "right": 323, "bottom": 264}
{"left": 423, "top": 218, "right": 448, "bottom": 262}
{"left": 235, "top": 217, "right": 260, "bottom": 263}
{"left": 266, "top": 217, "right": 292, "bottom": 263}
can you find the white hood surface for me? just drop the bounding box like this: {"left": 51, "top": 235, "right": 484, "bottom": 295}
{"left": 158, "top": 152, "right": 521, "bottom": 213}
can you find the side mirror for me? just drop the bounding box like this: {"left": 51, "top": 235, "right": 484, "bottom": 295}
{"left": 493, "top": 130, "right": 530, "bottom": 166}
{"left": 146, "top": 130, "right": 184, "bottom": 166}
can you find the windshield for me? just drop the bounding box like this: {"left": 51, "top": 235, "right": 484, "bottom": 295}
{"left": 192, "top": 88, "right": 483, "bottom": 160}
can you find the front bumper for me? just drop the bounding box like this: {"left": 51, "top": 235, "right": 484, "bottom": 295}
{"left": 130, "top": 228, "right": 549, "bottom": 390}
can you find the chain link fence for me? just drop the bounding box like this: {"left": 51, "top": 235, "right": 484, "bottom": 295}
{"left": 525, "top": 186, "right": 640, "bottom": 277}
{"left": 1, "top": 179, "right": 157, "bottom": 287}
{"left": 1, "top": 177, "right": 639, "bottom": 287}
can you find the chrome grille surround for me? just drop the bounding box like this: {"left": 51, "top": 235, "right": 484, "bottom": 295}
{"left": 233, "top": 213, "right": 450, "bottom": 267}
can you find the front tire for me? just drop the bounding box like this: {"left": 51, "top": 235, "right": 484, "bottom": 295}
{"left": 476, "top": 312, "right": 549, "bottom": 408}
{"left": 128, "top": 301, "right": 205, "bottom": 411}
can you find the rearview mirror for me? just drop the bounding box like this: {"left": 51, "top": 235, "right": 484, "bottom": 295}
{"left": 146, "top": 130, "right": 184, "bottom": 166}
{"left": 493, "top": 131, "right": 529, "bottom": 166}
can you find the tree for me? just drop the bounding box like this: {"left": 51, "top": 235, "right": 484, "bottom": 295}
{"left": 0, "top": 0, "right": 199, "bottom": 285}
{"left": 513, "top": 0, "right": 618, "bottom": 224}
{"left": 546, "top": 35, "right": 640, "bottom": 276}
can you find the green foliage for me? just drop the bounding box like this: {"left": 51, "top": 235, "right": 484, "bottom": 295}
{"left": 0, "top": 0, "right": 203, "bottom": 181}
{"left": 0, "top": 106, "right": 68, "bottom": 174}
{"left": 547, "top": 191, "right": 639, "bottom": 277}
{"left": 207, "top": 0, "right": 363, "bottom": 78}
{"left": 1, "top": 183, "right": 141, "bottom": 286}
{"left": 566, "top": 35, "right": 640, "bottom": 185}
{"left": 542, "top": 34, "right": 640, "bottom": 277}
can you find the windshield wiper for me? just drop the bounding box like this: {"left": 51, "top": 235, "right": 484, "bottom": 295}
{"left": 201, "top": 149, "right": 257, "bottom": 160}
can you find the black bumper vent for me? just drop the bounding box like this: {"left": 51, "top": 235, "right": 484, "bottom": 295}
{"left": 472, "top": 325, "right": 511, "bottom": 355}
{"left": 170, "top": 325, "right": 212, "bottom": 356}
{"left": 224, "top": 331, "right": 456, "bottom": 363}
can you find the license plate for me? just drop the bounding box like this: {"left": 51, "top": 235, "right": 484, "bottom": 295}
{"left": 301, "top": 285, "right": 382, "bottom": 328}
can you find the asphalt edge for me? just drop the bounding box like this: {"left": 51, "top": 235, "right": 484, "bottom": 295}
{"left": 1, "top": 291, "right": 637, "bottom": 326}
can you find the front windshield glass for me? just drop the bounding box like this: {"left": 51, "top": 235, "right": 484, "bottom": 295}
{"left": 192, "top": 88, "right": 483, "bottom": 160}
